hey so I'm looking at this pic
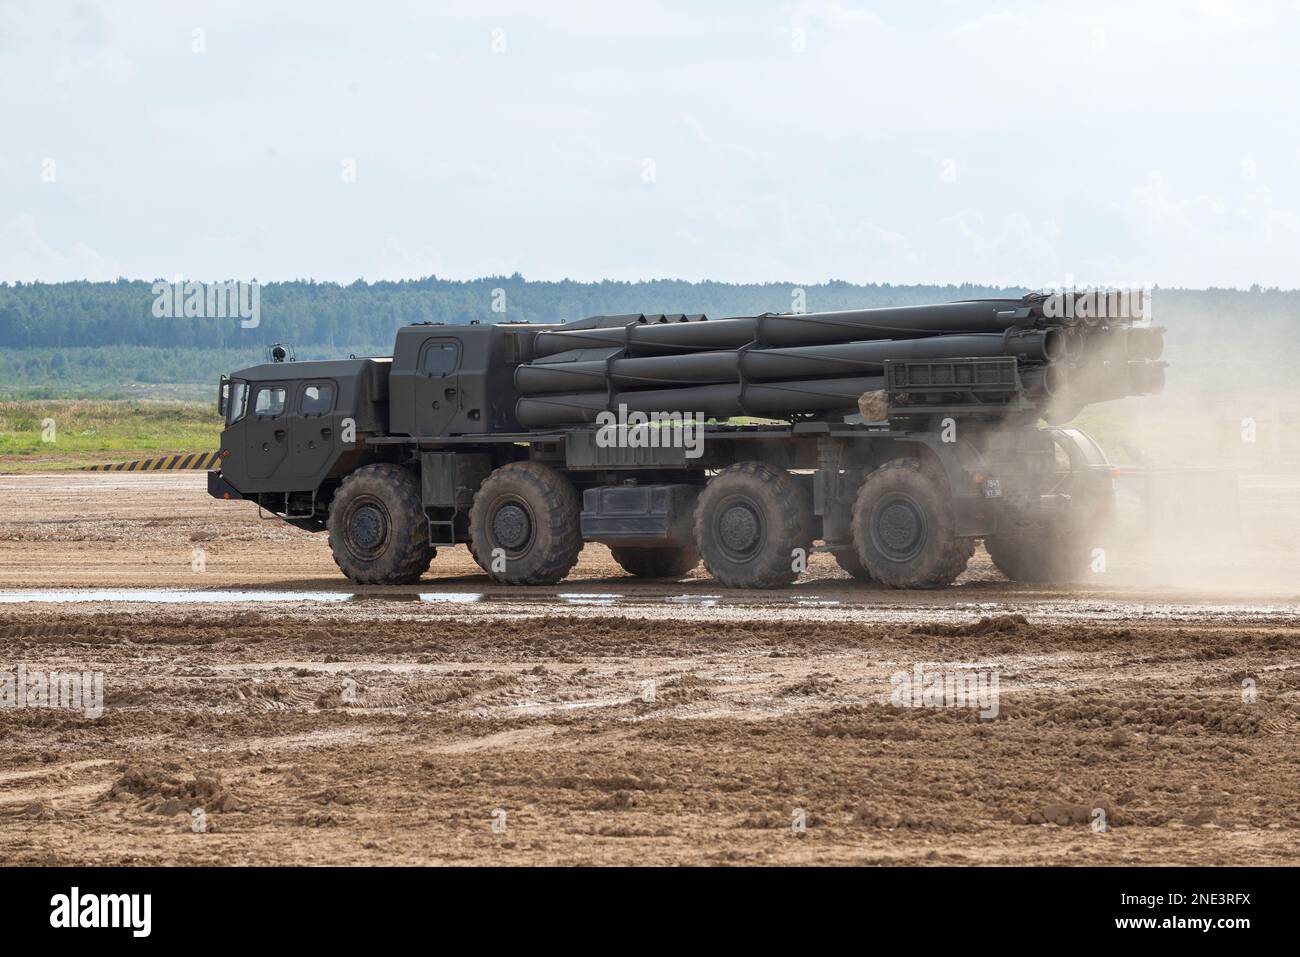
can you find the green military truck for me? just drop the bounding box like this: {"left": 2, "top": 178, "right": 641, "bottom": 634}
{"left": 211, "top": 299, "right": 1151, "bottom": 589}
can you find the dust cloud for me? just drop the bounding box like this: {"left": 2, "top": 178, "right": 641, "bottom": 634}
{"left": 1059, "top": 293, "right": 1300, "bottom": 596}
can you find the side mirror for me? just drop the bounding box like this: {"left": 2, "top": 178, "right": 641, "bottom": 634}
{"left": 218, "top": 376, "right": 229, "bottom": 417}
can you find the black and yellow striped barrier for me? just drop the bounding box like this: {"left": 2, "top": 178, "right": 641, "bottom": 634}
{"left": 82, "top": 451, "right": 224, "bottom": 472}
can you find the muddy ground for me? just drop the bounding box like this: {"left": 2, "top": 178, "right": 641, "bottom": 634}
{"left": 1, "top": 473, "right": 1297, "bottom": 865}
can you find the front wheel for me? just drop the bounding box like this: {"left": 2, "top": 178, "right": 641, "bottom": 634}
{"left": 327, "top": 464, "right": 436, "bottom": 585}
{"left": 852, "top": 458, "right": 973, "bottom": 588}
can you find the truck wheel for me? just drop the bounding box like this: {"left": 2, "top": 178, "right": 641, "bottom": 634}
{"left": 831, "top": 547, "right": 875, "bottom": 582}
{"left": 985, "top": 520, "right": 1090, "bottom": 583}
{"left": 468, "top": 462, "right": 583, "bottom": 585}
{"left": 610, "top": 545, "right": 700, "bottom": 579}
{"left": 328, "top": 463, "right": 435, "bottom": 585}
{"left": 466, "top": 539, "right": 489, "bottom": 572}
{"left": 852, "top": 458, "right": 973, "bottom": 588}
{"left": 694, "top": 461, "right": 814, "bottom": 589}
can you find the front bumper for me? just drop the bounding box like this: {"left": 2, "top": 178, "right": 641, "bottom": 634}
{"left": 207, "top": 470, "right": 244, "bottom": 501}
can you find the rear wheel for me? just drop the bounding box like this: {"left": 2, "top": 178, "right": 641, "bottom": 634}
{"left": 610, "top": 545, "right": 700, "bottom": 579}
{"left": 327, "top": 464, "right": 435, "bottom": 585}
{"left": 831, "top": 546, "right": 875, "bottom": 581}
{"left": 985, "top": 516, "right": 1092, "bottom": 583}
{"left": 468, "top": 462, "right": 583, "bottom": 585}
{"left": 852, "top": 458, "right": 973, "bottom": 588}
{"left": 694, "top": 461, "right": 814, "bottom": 589}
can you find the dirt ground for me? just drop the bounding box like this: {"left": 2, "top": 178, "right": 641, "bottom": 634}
{"left": 1, "top": 472, "right": 1297, "bottom": 865}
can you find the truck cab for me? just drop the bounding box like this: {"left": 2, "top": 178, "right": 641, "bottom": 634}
{"left": 214, "top": 357, "right": 392, "bottom": 525}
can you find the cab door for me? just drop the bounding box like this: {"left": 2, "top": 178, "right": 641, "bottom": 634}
{"left": 291, "top": 381, "right": 338, "bottom": 482}
{"left": 416, "top": 338, "right": 461, "bottom": 436}
{"left": 246, "top": 382, "right": 289, "bottom": 480}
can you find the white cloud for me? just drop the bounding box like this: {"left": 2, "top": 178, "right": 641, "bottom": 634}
{"left": 1128, "top": 171, "right": 1300, "bottom": 286}
{"left": 364, "top": 235, "right": 445, "bottom": 282}
{"left": 0, "top": 214, "right": 121, "bottom": 282}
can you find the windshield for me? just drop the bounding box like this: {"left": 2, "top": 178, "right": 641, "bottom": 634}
{"left": 227, "top": 380, "right": 249, "bottom": 425}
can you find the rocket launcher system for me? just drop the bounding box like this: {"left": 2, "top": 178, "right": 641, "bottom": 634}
{"left": 513, "top": 293, "right": 1164, "bottom": 427}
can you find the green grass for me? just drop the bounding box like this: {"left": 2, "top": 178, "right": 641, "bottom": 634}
{"left": 0, "top": 400, "right": 223, "bottom": 472}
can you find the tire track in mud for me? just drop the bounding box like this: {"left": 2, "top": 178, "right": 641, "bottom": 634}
{"left": 2, "top": 607, "right": 1299, "bottom": 864}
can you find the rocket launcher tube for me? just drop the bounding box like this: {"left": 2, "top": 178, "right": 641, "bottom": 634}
{"left": 515, "top": 375, "right": 888, "bottom": 427}
{"left": 515, "top": 330, "right": 1063, "bottom": 395}
{"left": 532, "top": 299, "right": 1053, "bottom": 358}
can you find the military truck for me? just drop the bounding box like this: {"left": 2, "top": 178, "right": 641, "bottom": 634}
{"left": 211, "top": 299, "right": 1154, "bottom": 588}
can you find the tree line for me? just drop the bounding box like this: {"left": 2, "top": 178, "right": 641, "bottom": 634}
{"left": 1, "top": 277, "right": 1296, "bottom": 358}
{"left": 5, "top": 276, "right": 1294, "bottom": 392}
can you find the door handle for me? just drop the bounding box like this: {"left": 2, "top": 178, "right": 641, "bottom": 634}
{"left": 274, "top": 429, "right": 286, "bottom": 442}
{"left": 320, "top": 427, "right": 332, "bottom": 439}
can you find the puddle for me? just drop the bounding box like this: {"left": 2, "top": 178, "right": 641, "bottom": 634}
{"left": 1, "top": 589, "right": 1295, "bottom": 626}
{"left": 0, "top": 589, "right": 491, "bottom": 605}
{"left": 0, "top": 589, "right": 354, "bottom": 604}
{"left": 557, "top": 593, "right": 623, "bottom": 606}
{"left": 344, "top": 592, "right": 485, "bottom": 604}
{"left": 419, "top": 593, "right": 483, "bottom": 603}
{"left": 666, "top": 594, "right": 720, "bottom": 607}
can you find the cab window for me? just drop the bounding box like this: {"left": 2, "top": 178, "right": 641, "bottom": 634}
{"left": 227, "top": 381, "right": 249, "bottom": 424}
{"left": 300, "top": 383, "right": 335, "bottom": 416}
{"left": 253, "top": 386, "right": 286, "bottom": 417}
{"left": 420, "top": 341, "right": 459, "bottom": 376}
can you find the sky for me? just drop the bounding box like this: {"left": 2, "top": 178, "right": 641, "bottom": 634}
{"left": 1, "top": 0, "right": 1298, "bottom": 288}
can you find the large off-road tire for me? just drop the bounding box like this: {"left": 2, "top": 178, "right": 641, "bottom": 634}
{"left": 468, "top": 462, "right": 583, "bottom": 585}
{"left": 328, "top": 463, "right": 436, "bottom": 585}
{"left": 694, "top": 461, "right": 814, "bottom": 589}
{"left": 852, "top": 458, "right": 974, "bottom": 589}
{"left": 466, "top": 539, "right": 490, "bottom": 572}
{"left": 985, "top": 517, "right": 1092, "bottom": 583}
{"left": 831, "top": 546, "right": 875, "bottom": 582}
{"left": 610, "top": 545, "right": 700, "bottom": 579}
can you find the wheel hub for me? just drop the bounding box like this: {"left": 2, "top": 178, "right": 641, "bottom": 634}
{"left": 348, "top": 502, "right": 388, "bottom": 555}
{"left": 492, "top": 503, "right": 533, "bottom": 550}
{"left": 718, "top": 503, "right": 762, "bottom": 557}
{"left": 874, "top": 495, "right": 926, "bottom": 561}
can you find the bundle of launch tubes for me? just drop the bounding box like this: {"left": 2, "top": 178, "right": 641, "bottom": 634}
{"left": 512, "top": 292, "right": 1165, "bottom": 428}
